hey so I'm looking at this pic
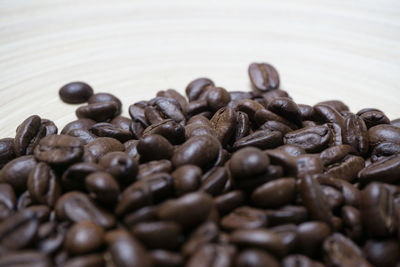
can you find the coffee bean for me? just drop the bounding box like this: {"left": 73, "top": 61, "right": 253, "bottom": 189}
{"left": 59, "top": 82, "right": 94, "bottom": 104}
{"left": 235, "top": 249, "right": 280, "bottom": 267}
{"left": 14, "top": 115, "right": 46, "bottom": 156}
{"left": 0, "top": 251, "right": 52, "bottom": 267}
{"left": 63, "top": 254, "right": 105, "bottom": 267}
{"left": 27, "top": 162, "right": 61, "bottom": 207}
{"left": 84, "top": 137, "right": 124, "bottom": 162}
{"left": 296, "top": 221, "right": 331, "bottom": 257}
{"left": 106, "top": 229, "right": 152, "bottom": 267}
{"left": 342, "top": 205, "right": 363, "bottom": 242}
{"left": 357, "top": 108, "right": 390, "bottom": 129}
{"left": 182, "top": 221, "right": 219, "bottom": 256}
{"left": 221, "top": 206, "right": 267, "bottom": 231}
{"left": 0, "top": 155, "right": 37, "bottom": 193}
{"left": 85, "top": 172, "right": 120, "bottom": 206}
{"left": 36, "top": 221, "right": 67, "bottom": 254}
{"left": 186, "top": 78, "right": 214, "bottom": 101}
{"left": 358, "top": 154, "right": 400, "bottom": 183}
{"left": 137, "top": 159, "right": 172, "bottom": 179}
{"left": 90, "top": 122, "right": 133, "bottom": 142}
{"left": 200, "top": 167, "right": 229, "bottom": 196}
{"left": 76, "top": 102, "right": 119, "bottom": 122}
{"left": 313, "top": 104, "right": 345, "bottom": 126}
{"left": 206, "top": 87, "right": 231, "bottom": 111}
{"left": 282, "top": 254, "right": 324, "bottom": 267}
{"left": 369, "top": 124, "right": 400, "bottom": 148}
{"left": 61, "top": 118, "right": 96, "bottom": 134}
{"left": 0, "top": 138, "right": 16, "bottom": 168}
{"left": 233, "top": 129, "right": 282, "bottom": 150}
{"left": 284, "top": 125, "right": 332, "bottom": 153}
{"left": 171, "top": 165, "right": 202, "bottom": 196}
{"left": 150, "top": 250, "right": 184, "bottom": 267}
{"left": 111, "top": 115, "right": 132, "bottom": 131}
{"left": 343, "top": 114, "right": 369, "bottom": 155}
{"left": 248, "top": 62, "right": 280, "bottom": 92}
{"left": 88, "top": 92, "right": 122, "bottom": 115}
{"left": 65, "top": 220, "right": 104, "bottom": 255}
{"left": 158, "top": 192, "right": 214, "bottom": 229}
{"left": 252, "top": 177, "right": 296, "bottom": 209}
{"left": 56, "top": 191, "right": 115, "bottom": 228}
{"left": 143, "top": 119, "right": 185, "bottom": 145}
{"left": 186, "top": 243, "right": 235, "bottom": 267}
{"left": 323, "top": 233, "right": 373, "bottom": 267}
{"left": 66, "top": 128, "right": 97, "bottom": 144}
{"left": 296, "top": 154, "right": 324, "bottom": 177}
{"left": 62, "top": 162, "right": 103, "bottom": 190}
{"left": 137, "top": 134, "right": 174, "bottom": 161}
{"left": 210, "top": 107, "right": 236, "bottom": 146}
{"left": 229, "top": 147, "right": 269, "bottom": 180}
{"left": 363, "top": 239, "right": 400, "bottom": 267}
{"left": 34, "top": 134, "right": 84, "bottom": 165}
{"left": 150, "top": 97, "right": 186, "bottom": 125}
{"left": 215, "top": 190, "right": 245, "bottom": 216}
{"left": 0, "top": 184, "right": 16, "bottom": 221}
{"left": 129, "top": 101, "right": 149, "bottom": 126}
{"left": 99, "top": 151, "right": 138, "bottom": 185}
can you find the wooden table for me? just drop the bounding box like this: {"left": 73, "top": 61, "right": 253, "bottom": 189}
{"left": 1, "top": 0, "right": 399, "bottom": 138}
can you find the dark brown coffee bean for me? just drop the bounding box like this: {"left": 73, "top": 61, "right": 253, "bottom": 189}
{"left": 266, "top": 205, "right": 308, "bottom": 226}
{"left": 137, "top": 134, "right": 174, "bottom": 161}
{"left": 320, "top": 185, "right": 343, "bottom": 209}
{"left": 85, "top": 172, "right": 120, "bottom": 206}
{"left": 27, "top": 162, "right": 61, "bottom": 207}
{"left": 320, "top": 144, "right": 355, "bottom": 166}
{"left": 111, "top": 116, "right": 132, "bottom": 132}
{"left": 76, "top": 101, "right": 119, "bottom": 122}
{"left": 264, "top": 149, "right": 297, "bottom": 176}
{"left": 123, "top": 206, "right": 159, "bottom": 227}
{"left": 358, "top": 154, "right": 400, "bottom": 183}
{"left": 282, "top": 254, "right": 324, "bottom": 267}
{"left": 66, "top": 128, "right": 97, "bottom": 144}
{"left": 172, "top": 165, "right": 202, "bottom": 196}
{"left": 233, "top": 129, "right": 282, "bottom": 150}
{"left": 210, "top": 107, "right": 236, "bottom": 146}
{"left": 360, "top": 182, "right": 397, "bottom": 237}
{"left": 90, "top": 122, "right": 132, "bottom": 142}
{"left": 157, "top": 89, "right": 188, "bottom": 109}
{"left": 298, "top": 104, "right": 316, "bottom": 121}
{"left": 230, "top": 228, "right": 287, "bottom": 257}
{"left": 234, "top": 111, "right": 250, "bottom": 140}
{"left": 137, "top": 159, "right": 172, "bottom": 179}
{"left": 284, "top": 125, "right": 332, "bottom": 153}
{"left": 313, "top": 104, "right": 345, "bottom": 126}
{"left": 317, "top": 176, "right": 361, "bottom": 207}
{"left": 34, "top": 134, "right": 84, "bottom": 165}
{"left": 0, "top": 155, "right": 37, "bottom": 193}
{"left": 299, "top": 175, "right": 334, "bottom": 228}
{"left": 235, "top": 249, "right": 280, "bottom": 267}
{"left": 229, "top": 147, "right": 270, "bottom": 180}
{"left": 369, "top": 124, "right": 400, "bottom": 148}
{"left": 357, "top": 108, "right": 390, "bottom": 129}
{"left": 252, "top": 177, "right": 296, "bottom": 209}
{"left": 61, "top": 118, "right": 96, "bottom": 134}
{"left": 149, "top": 97, "right": 186, "bottom": 125}
{"left": 107, "top": 229, "right": 152, "bottom": 267}
{"left": 323, "top": 233, "right": 373, "bottom": 267}
{"left": 267, "top": 97, "right": 302, "bottom": 127}
{"left": 296, "top": 154, "right": 324, "bottom": 177}
{"left": 296, "top": 221, "right": 331, "bottom": 257}
{"left": 150, "top": 250, "right": 184, "bottom": 267}
{"left": 14, "top": 115, "right": 46, "bottom": 156}
{"left": 64, "top": 254, "right": 105, "bottom": 267}
{"left": 16, "top": 191, "right": 33, "bottom": 210}
{"left": 317, "top": 100, "right": 349, "bottom": 112}
{"left": 185, "top": 78, "right": 214, "bottom": 102}
{"left": 62, "top": 162, "right": 103, "bottom": 190}
{"left": 0, "top": 251, "right": 52, "bottom": 267}
{"left": 324, "top": 155, "right": 365, "bottom": 182}
{"left": 341, "top": 205, "right": 362, "bottom": 242}
{"left": 0, "top": 184, "right": 16, "bottom": 221}
{"left": 143, "top": 119, "right": 185, "bottom": 145}
{"left": 248, "top": 62, "right": 280, "bottom": 92}
{"left": 215, "top": 190, "right": 244, "bottom": 216}
{"left": 363, "top": 239, "right": 400, "bottom": 267}
{"left": 56, "top": 191, "right": 115, "bottom": 228}
{"left": 343, "top": 114, "right": 369, "bottom": 155}
{"left": 186, "top": 243, "right": 235, "bottom": 267}
{"left": 158, "top": 192, "right": 214, "bottom": 229}
{"left": 172, "top": 135, "right": 220, "bottom": 169}
{"left": 0, "top": 138, "right": 16, "bottom": 168}
{"left": 36, "top": 221, "right": 67, "bottom": 254}
{"left": 88, "top": 92, "right": 122, "bottom": 115}
{"left": 206, "top": 87, "right": 231, "bottom": 111}
{"left": 221, "top": 206, "right": 267, "bottom": 231}
{"left": 99, "top": 151, "right": 138, "bottom": 185}
{"left": 124, "top": 139, "right": 140, "bottom": 158}
{"left": 84, "top": 137, "right": 124, "bottom": 162}
{"left": 22, "top": 205, "right": 50, "bottom": 222}
{"left": 129, "top": 101, "right": 149, "bottom": 125}
{"left": 182, "top": 221, "right": 219, "bottom": 256}
{"left": 59, "top": 82, "right": 94, "bottom": 104}
{"left": 260, "top": 120, "right": 293, "bottom": 135}
{"left": 0, "top": 209, "right": 38, "bottom": 251}
{"left": 65, "top": 220, "right": 104, "bottom": 255}
{"left": 268, "top": 224, "right": 298, "bottom": 253}
{"left": 131, "top": 221, "right": 182, "bottom": 250}
{"left": 200, "top": 167, "right": 229, "bottom": 196}
{"left": 185, "top": 99, "right": 209, "bottom": 117}
{"left": 41, "top": 119, "right": 58, "bottom": 135}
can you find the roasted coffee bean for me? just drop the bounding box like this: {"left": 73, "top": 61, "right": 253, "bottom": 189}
{"left": 186, "top": 99, "right": 209, "bottom": 117}
{"left": 317, "top": 176, "right": 361, "bottom": 207}
{"left": 264, "top": 149, "right": 297, "bottom": 176}
{"left": 343, "top": 114, "right": 369, "bottom": 155}
{"left": 61, "top": 118, "right": 96, "bottom": 134}
{"left": 129, "top": 101, "right": 149, "bottom": 126}
{"left": 342, "top": 205, "right": 362, "bottom": 241}
{"left": 185, "top": 77, "right": 214, "bottom": 101}
{"left": 266, "top": 205, "right": 308, "bottom": 226}
{"left": 56, "top": 191, "right": 115, "bottom": 228}
{"left": 22, "top": 205, "right": 50, "bottom": 222}
{"left": 299, "top": 175, "right": 334, "bottom": 228}
{"left": 323, "top": 233, "right": 373, "bottom": 267}
{"left": 236, "top": 99, "right": 265, "bottom": 122}
{"left": 369, "top": 124, "right": 400, "bottom": 148}
{"left": 316, "top": 100, "right": 349, "bottom": 112}
{"left": 298, "top": 104, "right": 316, "bottom": 121}
{"left": 106, "top": 229, "right": 152, "bottom": 267}
{"left": 325, "top": 154, "right": 364, "bottom": 182}
{"left": 206, "top": 87, "right": 231, "bottom": 112}
{"left": 0, "top": 209, "right": 39, "bottom": 251}
{"left": 0, "top": 138, "right": 16, "bottom": 168}
{"left": 296, "top": 221, "right": 331, "bottom": 257}
{"left": 0, "top": 155, "right": 37, "bottom": 192}
{"left": 158, "top": 192, "right": 214, "bottom": 229}
{"left": 234, "top": 111, "right": 250, "bottom": 140}
{"left": 267, "top": 97, "right": 302, "bottom": 127}
{"left": 215, "top": 190, "right": 244, "bottom": 216}
{"left": 34, "top": 134, "right": 84, "bottom": 165}
{"left": 88, "top": 92, "right": 122, "bottom": 115}
{"left": 221, "top": 206, "right": 267, "bottom": 231}
{"left": 284, "top": 125, "right": 332, "bottom": 153}
{"left": 111, "top": 116, "right": 132, "bottom": 131}
{"left": 200, "top": 167, "right": 229, "bottom": 196}
{"left": 171, "top": 165, "right": 202, "bottom": 196}
{"left": 313, "top": 104, "right": 345, "bottom": 126}
{"left": 63, "top": 254, "right": 105, "bottom": 267}
{"left": 27, "top": 162, "right": 61, "bottom": 207}
{"left": 0, "top": 184, "right": 16, "bottom": 221}
{"left": 182, "top": 221, "right": 219, "bottom": 256}
{"left": 143, "top": 119, "right": 185, "bottom": 145}
{"left": 62, "top": 163, "right": 102, "bottom": 192}
{"left": 255, "top": 108, "right": 298, "bottom": 130}
{"left": 66, "top": 128, "right": 97, "bottom": 144}
{"left": 85, "top": 172, "right": 120, "bottom": 206}
{"left": 157, "top": 89, "right": 188, "bottom": 110}
{"left": 150, "top": 97, "right": 186, "bottom": 125}
{"left": 363, "top": 239, "right": 400, "bottom": 267}
{"left": 124, "top": 139, "right": 140, "bottom": 158}
{"left": 252, "top": 178, "right": 296, "bottom": 208}
{"left": 319, "top": 144, "right": 355, "bottom": 166}
{"left": 137, "top": 159, "right": 172, "bottom": 179}
{"left": 185, "top": 124, "right": 215, "bottom": 140}
{"left": 210, "top": 107, "right": 236, "bottom": 146}
{"left": 260, "top": 120, "right": 293, "bottom": 135}
{"left": 84, "top": 137, "right": 124, "bottom": 162}
{"left": 269, "top": 224, "right": 298, "bottom": 253}
{"left": 150, "top": 250, "right": 184, "bottom": 267}
{"left": 296, "top": 154, "right": 324, "bottom": 177}
{"left": 76, "top": 102, "right": 119, "bottom": 122}
{"left": 186, "top": 243, "right": 235, "bottom": 267}
{"left": 14, "top": 115, "right": 46, "bottom": 156}
{"left": 65, "top": 220, "right": 104, "bottom": 255}
{"left": 358, "top": 154, "right": 400, "bottom": 183}
{"left": 17, "top": 191, "right": 33, "bottom": 210}
{"left": 41, "top": 120, "right": 59, "bottom": 136}
{"left": 59, "top": 82, "right": 93, "bottom": 104}
{"left": 357, "top": 108, "right": 390, "bottom": 128}
{"left": 235, "top": 249, "right": 280, "bottom": 267}
{"left": 172, "top": 135, "right": 220, "bottom": 169}
{"left": 230, "top": 228, "right": 287, "bottom": 257}
{"left": 320, "top": 185, "right": 343, "bottom": 209}
{"left": 137, "top": 134, "right": 174, "bottom": 161}
{"left": 233, "top": 129, "right": 282, "bottom": 150}
{"left": 131, "top": 221, "right": 182, "bottom": 250}
{"left": 248, "top": 62, "right": 280, "bottom": 92}
{"left": 282, "top": 254, "right": 324, "bottom": 267}
{"left": 360, "top": 182, "right": 397, "bottom": 237}
{"left": 0, "top": 251, "right": 52, "bottom": 267}
{"left": 229, "top": 147, "right": 269, "bottom": 180}
{"left": 36, "top": 221, "right": 67, "bottom": 254}
{"left": 90, "top": 122, "right": 132, "bottom": 142}
{"left": 99, "top": 151, "right": 138, "bottom": 185}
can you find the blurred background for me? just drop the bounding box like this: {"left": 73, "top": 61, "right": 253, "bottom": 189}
{"left": 0, "top": 0, "right": 399, "bottom": 137}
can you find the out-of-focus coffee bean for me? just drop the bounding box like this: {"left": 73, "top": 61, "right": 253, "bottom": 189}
{"left": 229, "top": 147, "right": 269, "bottom": 181}
{"left": 61, "top": 118, "right": 96, "bottom": 134}
{"left": 59, "top": 82, "right": 93, "bottom": 104}
{"left": 221, "top": 206, "right": 267, "bottom": 231}
{"left": 0, "top": 155, "right": 37, "bottom": 193}
{"left": 206, "top": 87, "right": 231, "bottom": 112}
{"left": 0, "top": 138, "right": 16, "bottom": 168}
{"left": 342, "top": 205, "right": 362, "bottom": 242}
{"left": 99, "top": 151, "right": 138, "bottom": 185}
{"left": 111, "top": 116, "right": 132, "bottom": 132}
{"left": 65, "top": 220, "right": 105, "bottom": 255}
{"left": 85, "top": 172, "right": 120, "bottom": 207}
{"left": 182, "top": 221, "right": 219, "bottom": 256}
{"left": 266, "top": 205, "right": 308, "bottom": 226}
{"left": 84, "top": 137, "right": 124, "bottom": 162}
{"left": 66, "top": 128, "right": 97, "bottom": 144}
{"left": 252, "top": 178, "right": 296, "bottom": 209}
{"left": 296, "top": 221, "right": 331, "bottom": 257}
{"left": 186, "top": 243, "right": 236, "bottom": 267}
{"left": 0, "top": 251, "right": 52, "bottom": 267}
{"left": 137, "top": 159, "right": 172, "bottom": 179}
{"left": 62, "top": 162, "right": 103, "bottom": 191}
{"left": 150, "top": 249, "right": 184, "bottom": 267}
{"left": 88, "top": 92, "right": 122, "bottom": 116}
{"left": 0, "top": 184, "right": 16, "bottom": 221}
{"left": 235, "top": 249, "right": 281, "bottom": 267}
{"left": 123, "top": 206, "right": 159, "bottom": 227}
{"left": 282, "top": 254, "right": 324, "bottom": 267}
{"left": 363, "top": 239, "right": 400, "bottom": 267}
{"left": 64, "top": 254, "right": 105, "bottom": 267}
{"left": 137, "top": 134, "right": 174, "bottom": 162}
{"left": 200, "top": 167, "right": 229, "bottom": 196}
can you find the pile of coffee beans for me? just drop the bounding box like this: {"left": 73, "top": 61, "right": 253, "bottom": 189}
{"left": 0, "top": 62, "right": 399, "bottom": 267}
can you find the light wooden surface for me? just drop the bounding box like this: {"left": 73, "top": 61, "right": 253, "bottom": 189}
{"left": 1, "top": 0, "right": 399, "bottom": 138}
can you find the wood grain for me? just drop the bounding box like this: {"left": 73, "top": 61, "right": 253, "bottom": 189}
{"left": 0, "top": 0, "right": 399, "bottom": 138}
